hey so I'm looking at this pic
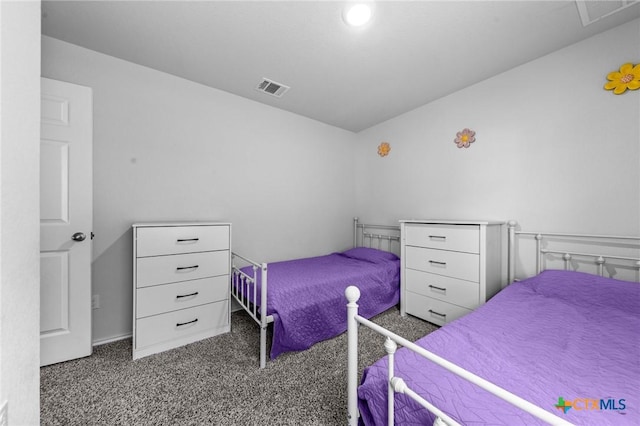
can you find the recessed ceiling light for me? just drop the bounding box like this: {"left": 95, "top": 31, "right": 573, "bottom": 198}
{"left": 343, "top": 3, "right": 373, "bottom": 27}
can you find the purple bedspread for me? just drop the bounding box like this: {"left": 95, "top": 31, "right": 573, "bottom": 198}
{"left": 243, "top": 247, "right": 400, "bottom": 359}
{"left": 358, "top": 270, "right": 640, "bottom": 425}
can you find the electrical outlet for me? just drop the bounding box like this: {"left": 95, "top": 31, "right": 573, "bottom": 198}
{"left": 0, "top": 400, "right": 8, "bottom": 426}
{"left": 92, "top": 294, "right": 100, "bottom": 309}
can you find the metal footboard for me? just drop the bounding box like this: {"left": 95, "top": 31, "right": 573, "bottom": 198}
{"left": 231, "top": 252, "right": 272, "bottom": 368}
{"left": 345, "top": 285, "right": 573, "bottom": 426}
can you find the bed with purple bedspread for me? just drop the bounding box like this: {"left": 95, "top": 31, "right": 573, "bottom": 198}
{"left": 244, "top": 247, "right": 400, "bottom": 359}
{"left": 358, "top": 270, "right": 639, "bottom": 425}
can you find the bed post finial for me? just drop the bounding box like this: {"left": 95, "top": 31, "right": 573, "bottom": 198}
{"left": 595, "top": 256, "right": 605, "bottom": 276}
{"left": 345, "top": 285, "right": 361, "bottom": 303}
{"left": 563, "top": 253, "right": 572, "bottom": 271}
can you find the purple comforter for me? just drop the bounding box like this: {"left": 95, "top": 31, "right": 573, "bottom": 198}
{"left": 358, "top": 270, "right": 639, "bottom": 425}
{"left": 243, "top": 247, "right": 400, "bottom": 359}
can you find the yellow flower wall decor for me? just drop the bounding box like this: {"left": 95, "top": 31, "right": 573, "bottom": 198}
{"left": 378, "top": 142, "right": 391, "bottom": 157}
{"left": 604, "top": 63, "right": 640, "bottom": 94}
{"left": 454, "top": 128, "right": 476, "bottom": 148}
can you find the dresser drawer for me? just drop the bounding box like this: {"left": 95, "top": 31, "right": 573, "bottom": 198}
{"left": 405, "top": 224, "right": 479, "bottom": 253}
{"left": 135, "top": 301, "right": 228, "bottom": 349}
{"left": 136, "top": 225, "right": 229, "bottom": 257}
{"left": 136, "top": 275, "right": 229, "bottom": 318}
{"left": 136, "top": 250, "right": 229, "bottom": 288}
{"left": 405, "top": 246, "right": 479, "bottom": 282}
{"left": 405, "top": 292, "right": 472, "bottom": 326}
{"left": 405, "top": 268, "right": 480, "bottom": 309}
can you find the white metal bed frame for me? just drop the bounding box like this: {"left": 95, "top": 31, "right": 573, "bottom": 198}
{"left": 231, "top": 217, "right": 400, "bottom": 368}
{"left": 346, "top": 220, "right": 640, "bottom": 426}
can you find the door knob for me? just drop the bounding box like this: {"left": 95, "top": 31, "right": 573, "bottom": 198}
{"left": 71, "top": 232, "right": 86, "bottom": 242}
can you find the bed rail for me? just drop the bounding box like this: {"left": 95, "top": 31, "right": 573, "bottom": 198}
{"left": 346, "top": 286, "right": 573, "bottom": 426}
{"left": 507, "top": 221, "right": 640, "bottom": 283}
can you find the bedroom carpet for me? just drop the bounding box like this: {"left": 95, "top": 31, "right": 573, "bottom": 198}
{"left": 40, "top": 306, "right": 438, "bottom": 425}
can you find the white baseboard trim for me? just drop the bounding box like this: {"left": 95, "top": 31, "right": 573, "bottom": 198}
{"left": 92, "top": 333, "right": 132, "bottom": 347}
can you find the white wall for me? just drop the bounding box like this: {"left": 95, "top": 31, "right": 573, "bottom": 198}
{"left": 355, "top": 19, "right": 640, "bottom": 238}
{"left": 0, "top": 1, "right": 41, "bottom": 424}
{"left": 41, "top": 36, "right": 357, "bottom": 343}
{"left": 42, "top": 18, "right": 640, "bottom": 343}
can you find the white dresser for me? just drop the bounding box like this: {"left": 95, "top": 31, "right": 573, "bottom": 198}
{"left": 400, "top": 220, "right": 504, "bottom": 326}
{"left": 132, "top": 222, "right": 231, "bottom": 359}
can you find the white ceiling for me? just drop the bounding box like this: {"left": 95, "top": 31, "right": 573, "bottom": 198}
{"left": 41, "top": 1, "right": 640, "bottom": 132}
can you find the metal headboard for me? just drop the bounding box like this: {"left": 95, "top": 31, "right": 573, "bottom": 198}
{"left": 353, "top": 217, "right": 401, "bottom": 254}
{"left": 507, "top": 220, "right": 640, "bottom": 283}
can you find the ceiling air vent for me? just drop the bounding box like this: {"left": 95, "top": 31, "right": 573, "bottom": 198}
{"left": 575, "top": 0, "right": 638, "bottom": 26}
{"left": 255, "top": 78, "right": 290, "bottom": 98}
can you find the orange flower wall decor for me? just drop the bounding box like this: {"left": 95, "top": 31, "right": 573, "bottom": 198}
{"left": 378, "top": 142, "right": 391, "bottom": 157}
{"left": 604, "top": 63, "right": 640, "bottom": 94}
{"left": 454, "top": 128, "right": 476, "bottom": 148}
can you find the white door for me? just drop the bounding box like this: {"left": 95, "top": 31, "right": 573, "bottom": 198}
{"left": 40, "top": 77, "right": 93, "bottom": 366}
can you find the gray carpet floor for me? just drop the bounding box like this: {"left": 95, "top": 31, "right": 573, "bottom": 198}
{"left": 40, "top": 306, "right": 437, "bottom": 425}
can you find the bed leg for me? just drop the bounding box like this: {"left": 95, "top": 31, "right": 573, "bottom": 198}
{"left": 346, "top": 286, "right": 361, "bottom": 426}
{"left": 260, "top": 326, "right": 267, "bottom": 369}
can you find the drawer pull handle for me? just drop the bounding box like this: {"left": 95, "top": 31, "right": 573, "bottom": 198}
{"left": 176, "top": 292, "right": 199, "bottom": 299}
{"left": 176, "top": 265, "right": 199, "bottom": 271}
{"left": 428, "top": 260, "right": 447, "bottom": 266}
{"left": 176, "top": 318, "right": 198, "bottom": 327}
{"left": 428, "top": 309, "right": 446, "bottom": 318}
{"left": 428, "top": 285, "right": 446, "bottom": 292}
{"left": 429, "top": 235, "right": 446, "bottom": 240}
{"left": 177, "top": 238, "right": 199, "bottom": 243}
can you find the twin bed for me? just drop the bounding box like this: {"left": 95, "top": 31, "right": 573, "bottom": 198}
{"left": 231, "top": 218, "right": 401, "bottom": 368}
{"left": 347, "top": 221, "right": 639, "bottom": 425}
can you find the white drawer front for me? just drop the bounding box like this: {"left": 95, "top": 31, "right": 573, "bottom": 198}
{"left": 136, "top": 250, "right": 229, "bottom": 288}
{"left": 136, "top": 275, "right": 229, "bottom": 318}
{"left": 405, "top": 292, "right": 472, "bottom": 326}
{"left": 405, "top": 268, "right": 480, "bottom": 310}
{"left": 135, "top": 301, "right": 228, "bottom": 349}
{"left": 405, "top": 246, "right": 479, "bottom": 282}
{"left": 405, "top": 224, "right": 479, "bottom": 253}
{"left": 136, "top": 225, "right": 229, "bottom": 257}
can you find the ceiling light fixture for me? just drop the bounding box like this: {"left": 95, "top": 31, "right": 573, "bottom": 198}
{"left": 343, "top": 3, "right": 373, "bottom": 27}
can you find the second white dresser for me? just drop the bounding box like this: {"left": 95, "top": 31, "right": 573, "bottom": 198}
{"left": 132, "top": 222, "right": 231, "bottom": 359}
{"left": 400, "top": 220, "right": 504, "bottom": 326}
